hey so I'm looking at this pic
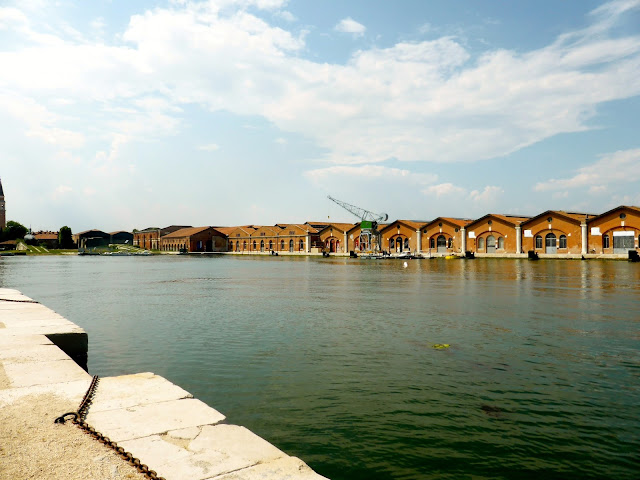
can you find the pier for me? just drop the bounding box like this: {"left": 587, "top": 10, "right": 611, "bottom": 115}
{"left": 0, "top": 288, "right": 327, "bottom": 480}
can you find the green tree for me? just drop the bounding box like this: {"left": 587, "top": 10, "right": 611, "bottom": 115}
{"left": 58, "top": 226, "right": 74, "bottom": 249}
{"left": 3, "top": 221, "right": 27, "bottom": 241}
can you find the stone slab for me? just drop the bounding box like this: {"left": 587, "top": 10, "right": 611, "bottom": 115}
{"left": 0, "top": 378, "right": 90, "bottom": 408}
{"left": 87, "top": 398, "right": 226, "bottom": 442}
{"left": 0, "top": 334, "right": 53, "bottom": 347}
{"left": 119, "top": 424, "right": 285, "bottom": 480}
{"left": 211, "top": 456, "right": 329, "bottom": 480}
{"left": 2, "top": 358, "right": 91, "bottom": 388}
{"left": 89, "top": 372, "right": 193, "bottom": 412}
{"left": 0, "top": 343, "right": 71, "bottom": 364}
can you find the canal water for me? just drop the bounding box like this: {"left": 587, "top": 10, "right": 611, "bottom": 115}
{"left": 1, "top": 255, "right": 638, "bottom": 480}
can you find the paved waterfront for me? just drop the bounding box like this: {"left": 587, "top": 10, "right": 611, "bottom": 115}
{"left": 0, "top": 287, "right": 327, "bottom": 480}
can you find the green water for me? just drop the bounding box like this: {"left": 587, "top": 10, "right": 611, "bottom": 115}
{"left": 1, "top": 255, "right": 639, "bottom": 479}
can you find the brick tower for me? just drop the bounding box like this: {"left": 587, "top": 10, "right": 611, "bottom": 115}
{"left": 0, "top": 178, "right": 5, "bottom": 230}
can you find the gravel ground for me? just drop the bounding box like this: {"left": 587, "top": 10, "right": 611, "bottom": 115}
{"left": 0, "top": 392, "right": 149, "bottom": 480}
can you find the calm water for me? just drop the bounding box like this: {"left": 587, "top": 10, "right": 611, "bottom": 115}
{"left": 1, "top": 255, "right": 639, "bottom": 480}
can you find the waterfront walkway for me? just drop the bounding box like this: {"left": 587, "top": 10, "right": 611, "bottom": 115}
{"left": 0, "top": 288, "right": 327, "bottom": 480}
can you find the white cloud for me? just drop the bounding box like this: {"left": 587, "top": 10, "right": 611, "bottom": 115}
{"left": 335, "top": 17, "right": 366, "bottom": 36}
{"left": 422, "top": 183, "right": 466, "bottom": 197}
{"left": 469, "top": 186, "right": 503, "bottom": 204}
{"left": 0, "top": 0, "right": 639, "bottom": 179}
{"left": 534, "top": 148, "right": 640, "bottom": 191}
{"left": 198, "top": 143, "right": 220, "bottom": 151}
{"left": 305, "top": 165, "right": 437, "bottom": 185}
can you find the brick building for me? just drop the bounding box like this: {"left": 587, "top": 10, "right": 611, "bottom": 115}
{"left": 379, "top": 220, "right": 425, "bottom": 254}
{"left": 160, "top": 227, "right": 227, "bottom": 253}
{"left": 464, "top": 214, "right": 530, "bottom": 255}
{"left": 420, "top": 218, "right": 470, "bottom": 255}
{"left": 134, "top": 226, "right": 192, "bottom": 250}
{"left": 521, "top": 211, "right": 594, "bottom": 255}
{"left": 586, "top": 206, "right": 640, "bottom": 254}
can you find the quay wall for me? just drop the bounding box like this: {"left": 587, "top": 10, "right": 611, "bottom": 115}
{"left": 0, "top": 288, "right": 328, "bottom": 480}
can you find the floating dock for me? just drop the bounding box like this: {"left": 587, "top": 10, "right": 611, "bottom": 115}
{"left": 0, "top": 288, "right": 328, "bottom": 480}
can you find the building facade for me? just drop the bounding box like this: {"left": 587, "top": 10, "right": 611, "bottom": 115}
{"left": 586, "top": 206, "right": 640, "bottom": 254}
{"left": 521, "top": 211, "right": 593, "bottom": 255}
{"left": 160, "top": 227, "right": 227, "bottom": 252}
{"left": 420, "top": 218, "right": 470, "bottom": 255}
{"left": 464, "top": 214, "right": 530, "bottom": 255}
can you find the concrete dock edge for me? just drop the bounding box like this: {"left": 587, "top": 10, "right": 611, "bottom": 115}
{"left": 0, "top": 287, "right": 328, "bottom": 480}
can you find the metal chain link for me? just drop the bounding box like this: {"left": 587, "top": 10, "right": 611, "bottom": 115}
{"left": 55, "top": 375, "right": 166, "bottom": 480}
{"left": 0, "top": 298, "right": 39, "bottom": 303}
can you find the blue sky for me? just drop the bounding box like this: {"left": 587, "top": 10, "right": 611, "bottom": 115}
{"left": 1, "top": 0, "right": 639, "bottom": 232}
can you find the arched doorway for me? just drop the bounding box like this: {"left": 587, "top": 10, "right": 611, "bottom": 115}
{"left": 260, "top": 240, "right": 265, "bottom": 252}
{"left": 486, "top": 235, "right": 496, "bottom": 254}
{"left": 545, "top": 233, "right": 557, "bottom": 254}
{"left": 437, "top": 235, "right": 447, "bottom": 253}
{"left": 613, "top": 231, "right": 635, "bottom": 254}
{"left": 299, "top": 239, "right": 304, "bottom": 251}
{"left": 289, "top": 239, "right": 294, "bottom": 252}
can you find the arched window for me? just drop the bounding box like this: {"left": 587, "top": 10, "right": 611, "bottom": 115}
{"left": 289, "top": 239, "right": 294, "bottom": 252}
{"left": 281, "top": 240, "right": 285, "bottom": 250}
{"left": 559, "top": 235, "right": 567, "bottom": 249}
{"left": 404, "top": 238, "right": 409, "bottom": 249}
{"left": 498, "top": 237, "right": 504, "bottom": 249}
{"left": 478, "top": 237, "right": 485, "bottom": 250}
{"left": 243, "top": 241, "right": 246, "bottom": 251}
{"left": 268, "top": 240, "right": 273, "bottom": 250}
{"left": 252, "top": 240, "right": 257, "bottom": 250}
{"left": 390, "top": 238, "right": 395, "bottom": 249}
{"left": 603, "top": 234, "right": 609, "bottom": 249}
{"left": 260, "top": 240, "right": 265, "bottom": 252}
{"left": 236, "top": 241, "right": 239, "bottom": 251}
{"left": 535, "top": 235, "right": 543, "bottom": 249}
{"left": 447, "top": 237, "right": 453, "bottom": 248}
{"left": 299, "top": 239, "right": 304, "bottom": 251}
{"left": 429, "top": 238, "right": 435, "bottom": 249}
{"left": 545, "top": 233, "right": 556, "bottom": 247}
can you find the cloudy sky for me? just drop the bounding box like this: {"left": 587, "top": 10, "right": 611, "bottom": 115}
{"left": 1, "top": 0, "right": 639, "bottom": 232}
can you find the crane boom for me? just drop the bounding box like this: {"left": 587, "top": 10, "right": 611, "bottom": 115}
{"left": 327, "top": 196, "right": 388, "bottom": 222}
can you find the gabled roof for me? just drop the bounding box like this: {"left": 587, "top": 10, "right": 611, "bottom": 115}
{"left": 317, "top": 223, "right": 356, "bottom": 235}
{"left": 162, "top": 226, "right": 213, "bottom": 238}
{"left": 228, "top": 226, "right": 256, "bottom": 236}
{"left": 276, "top": 224, "right": 319, "bottom": 234}
{"left": 212, "top": 227, "right": 236, "bottom": 236}
{"left": 250, "top": 225, "right": 281, "bottom": 236}
{"left": 423, "top": 217, "right": 472, "bottom": 229}
{"left": 466, "top": 213, "right": 531, "bottom": 229}
{"left": 110, "top": 231, "right": 131, "bottom": 235}
{"left": 588, "top": 205, "right": 640, "bottom": 222}
{"left": 76, "top": 229, "right": 109, "bottom": 237}
{"left": 520, "top": 210, "right": 596, "bottom": 226}
{"left": 379, "top": 220, "right": 426, "bottom": 232}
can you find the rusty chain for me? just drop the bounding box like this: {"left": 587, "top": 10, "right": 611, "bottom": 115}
{"left": 55, "top": 375, "right": 166, "bottom": 480}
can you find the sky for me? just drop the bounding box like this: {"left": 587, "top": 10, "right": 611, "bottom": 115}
{"left": 1, "top": 0, "right": 639, "bottom": 232}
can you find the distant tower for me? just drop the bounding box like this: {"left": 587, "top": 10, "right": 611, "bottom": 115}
{"left": 0, "top": 178, "right": 5, "bottom": 230}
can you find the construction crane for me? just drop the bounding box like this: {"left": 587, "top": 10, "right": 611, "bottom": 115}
{"left": 327, "top": 196, "right": 388, "bottom": 252}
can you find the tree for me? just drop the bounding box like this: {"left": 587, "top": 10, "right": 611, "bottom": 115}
{"left": 58, "top": 226, "right": 74, "bottom": 249}
{"left": 2, "top": 221, "right": 27, "bottom": 241}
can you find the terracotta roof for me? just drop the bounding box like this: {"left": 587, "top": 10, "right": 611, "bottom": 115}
{"left": 588, "top": 205, "right": 640, "bottom": 222}
{"left": 521, "top": 210, "right": 596, "bottom": 226}
{"left": 212, "top": 227, "right": 236, "bottom": 236}
{"left": 276, "top": 224, "right": 318, "bottom": 234}
{"left": 466, "top": 214, "right": 531, "bottom": 228}
{"left": 318, "top": 223, "right": 355, "bottom": 234}
{"left": 162, "top": 226, "right": 213, "bottom": 238}
{"left": 380, "top": 220, "right": 426, "bottom": 232}
{"left": 34, "top": 233, "right": 58, "bottom": 240}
